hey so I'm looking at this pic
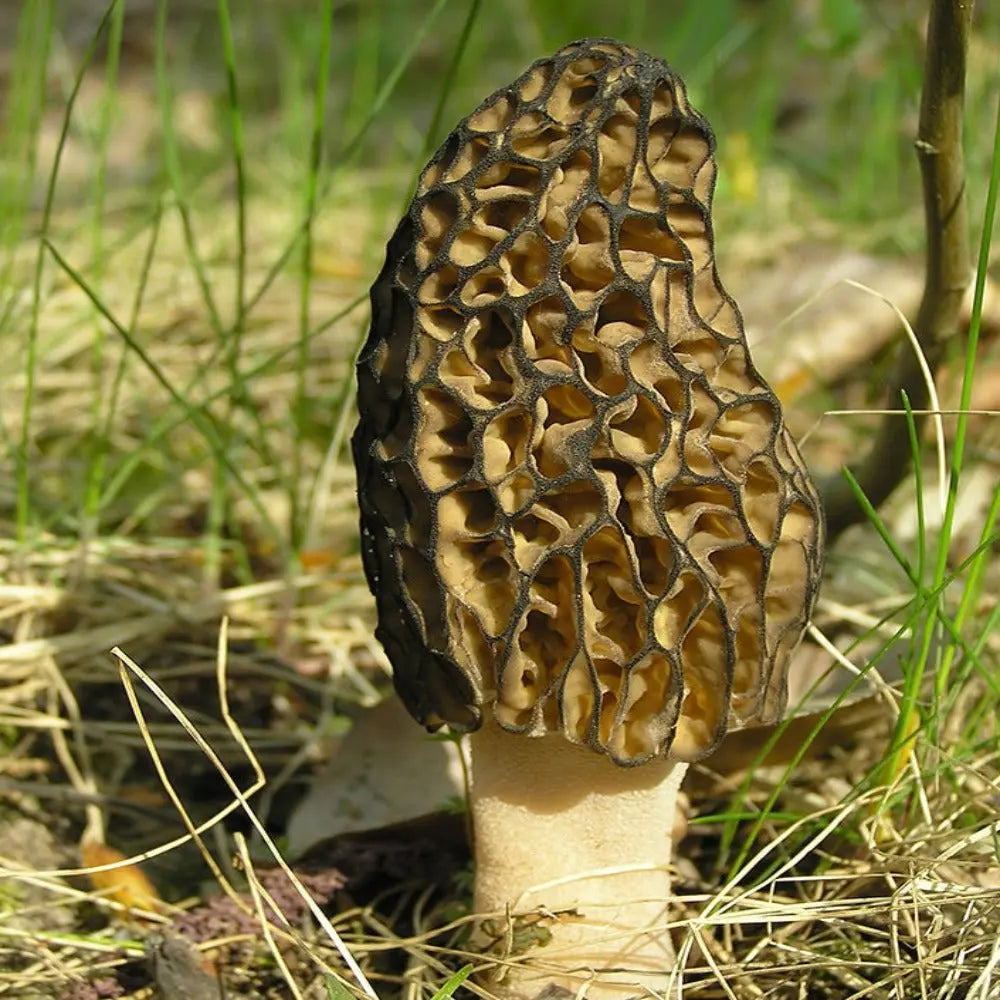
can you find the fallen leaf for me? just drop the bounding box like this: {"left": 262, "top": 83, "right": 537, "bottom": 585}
{"left": 81, "top": 842, "right": 162, "bottom": 915}
{"left": 285, "top": 697, "right": 466, "bottom": 858}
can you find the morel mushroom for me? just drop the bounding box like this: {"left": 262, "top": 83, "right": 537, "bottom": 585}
{"left": 352, "top": 38, "right": 824, "bottom": 998}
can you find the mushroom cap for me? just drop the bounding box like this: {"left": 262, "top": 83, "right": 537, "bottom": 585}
{"left": 352, "top": 38, "right": 825, "bottom": 766}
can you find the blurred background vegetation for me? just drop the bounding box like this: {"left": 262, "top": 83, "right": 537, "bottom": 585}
{"left": 1, "top": 0, "right": 997, "bottom": 568}
{"left": 3, "top": 1, "right": 999, "bottom": 235}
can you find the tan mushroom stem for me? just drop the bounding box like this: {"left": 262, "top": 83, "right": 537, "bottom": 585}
{"left": 470, "top": 717, "right": 688, "bottom": 999}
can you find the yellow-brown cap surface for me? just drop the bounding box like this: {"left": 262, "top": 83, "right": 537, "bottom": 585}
{"left": 353, "top": 38, "right": 824, "bottom": 765}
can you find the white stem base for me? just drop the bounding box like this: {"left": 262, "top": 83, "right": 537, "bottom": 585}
{"left": 469, "top": 719, "right": 688, "bottom": 999}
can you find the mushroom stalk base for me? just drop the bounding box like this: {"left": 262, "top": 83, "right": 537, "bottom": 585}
{"left": 469, "top": 721, "right": 688, "bottom": 999}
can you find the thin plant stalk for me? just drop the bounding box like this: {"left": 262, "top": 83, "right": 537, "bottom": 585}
{"left": 80, "top": 0, "right": 125, "bottom": 550}
{"left": 291, "top": 0, "right": 333, "bottom": 557}
{"left": 820, "top": 0, "right": 973, "bottom": 541}
{"left": 208, "top": 0, "right": 250, "bottom": 587}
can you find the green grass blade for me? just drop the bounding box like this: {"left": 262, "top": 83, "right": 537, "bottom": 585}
{"left": 931, "top": 86, "right": 1000, "bottom": 716}
{"left": 900, "top": 391, "right": 926, "bottom": 590}
{"left": 291, "top": 0, "right": 333, "bottom": 556}
{"left": 207, "top": 0, "right": 251, "bottom": 585}
{"left": 429, "top": 964, "right": 474, "bottom": 1000}
{"left": 81, "top": 0, "right": 126, "bottom": 541}
{"left": 18, "top": 0, "right": 106, "bottom": 543}
{"left": 0, "top": 1, "right": 53, "bottom": 314}
{"left": 154, "top": 0, "right": 223, "bottom": 335}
